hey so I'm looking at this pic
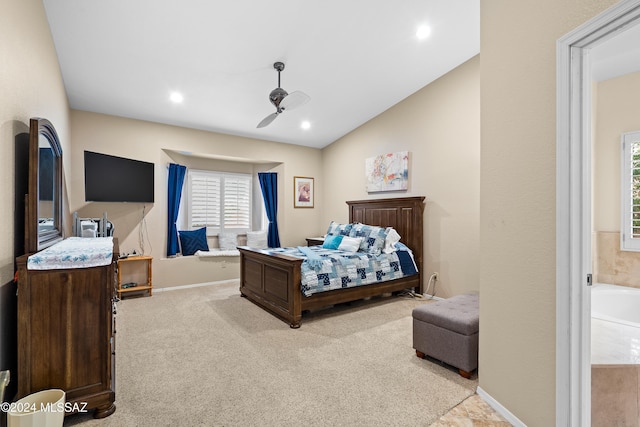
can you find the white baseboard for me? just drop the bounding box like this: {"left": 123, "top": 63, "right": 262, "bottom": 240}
{"left": 476, "top": 386, "right": 527, "bottom": 427}
{"left": 153, "top": 278, "right": 238, "bottom": 293}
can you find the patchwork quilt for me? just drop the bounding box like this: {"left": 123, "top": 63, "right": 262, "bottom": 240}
{"left": 267, "top": 246, "right": 418, "bottom": 297}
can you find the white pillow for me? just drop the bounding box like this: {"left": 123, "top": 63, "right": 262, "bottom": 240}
{"left": 383, "top": 227, "right": 402, "bottom": 254}
{"left": 218, "top": 232, "right": 238, "bottom": 251}
{"left": 338, "top": 236, "right": 362, "bottom": 253}
{"left": 246, "top": 230, "right": 268, "bottom": 249}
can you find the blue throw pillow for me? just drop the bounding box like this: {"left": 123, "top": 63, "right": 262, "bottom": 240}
{"left": 322, "top": 235, "right": 343, "bottom": 250}
{"left": 179, "top": 227, "right": 209, "bottom": 256}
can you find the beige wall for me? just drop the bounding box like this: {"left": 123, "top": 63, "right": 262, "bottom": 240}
{"left": 69, "top": 110, "right": 323, "bottom": 287}
{"left": 322, "top": 56, "right": 480, "bottom": 297}
{"left": 480, "top": 1, "right": 616, "bottom": 425}
{"left": 0, "top": 0, "right": 70, "bottom": 398}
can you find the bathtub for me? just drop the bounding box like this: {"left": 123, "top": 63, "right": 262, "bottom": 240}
{"left": 592, "top": 283, "right": 640, "bottom": 327}
{"left": 591, "top": 283, "right": 640, "bottom": 365}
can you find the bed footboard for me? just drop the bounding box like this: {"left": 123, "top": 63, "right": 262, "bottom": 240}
{"left": 239, "top": 247, "right": 304, "bottom": 328}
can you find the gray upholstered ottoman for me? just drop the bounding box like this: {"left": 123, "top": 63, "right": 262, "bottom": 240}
{"left": 412, "top": 292, "right": 479, "bottom": 378}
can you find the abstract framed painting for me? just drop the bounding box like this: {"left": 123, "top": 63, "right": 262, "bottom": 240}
{"left": 365, "top": 151, "right": 409, "bottom": 192}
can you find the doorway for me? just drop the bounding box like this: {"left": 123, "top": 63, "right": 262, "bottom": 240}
{"left": 557, "top": 1, "right": 640, "bottom": 426}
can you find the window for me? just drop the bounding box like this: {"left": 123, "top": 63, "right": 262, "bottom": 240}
{"left": 621, "top": 131, "right": 640, "bottom": 251}
{"left": 186, "top": 170, "right": 252, "bottom": 234}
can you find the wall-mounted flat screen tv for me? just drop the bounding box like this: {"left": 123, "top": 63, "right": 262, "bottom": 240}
{"left": 84, "top": 151, "right": 154, "bottom": 203}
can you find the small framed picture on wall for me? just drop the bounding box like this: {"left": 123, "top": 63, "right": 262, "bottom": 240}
{"left": 294, "top": 176, "right": 314, "bottom": 208}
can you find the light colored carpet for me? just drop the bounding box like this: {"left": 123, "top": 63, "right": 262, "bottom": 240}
{"left": 65, "top": 281, "right": 477, "bottom": 426}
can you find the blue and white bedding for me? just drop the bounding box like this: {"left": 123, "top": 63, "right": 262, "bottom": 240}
{"left": 266, "top": 244, "right": 418, "bottom": 297}
{"left": 27, "top": 237, "right": 114, "bottom": 270}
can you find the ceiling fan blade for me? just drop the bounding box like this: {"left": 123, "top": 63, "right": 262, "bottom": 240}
{"left": 257, "top": 112, "right": 278, "bottom": 128}
{"left": 279, "top": 91, "right": 310, "bottom": 111}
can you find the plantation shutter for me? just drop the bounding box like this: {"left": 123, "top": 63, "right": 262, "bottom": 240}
{"left": 621, "top": 131, "right": 640, "bottom": 251}
{"left": 188, "top": 170, "right": 251, "bottom": 233}
{"left": 189, "top": 172, "right": 221, "bottom": 229}
{"left": 223, "top": 176, "right": 251, "bottom": 229}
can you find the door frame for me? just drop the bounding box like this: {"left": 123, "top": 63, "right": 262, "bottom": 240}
{"left": 556, "top": 1, "right": 640, "bottom": 425}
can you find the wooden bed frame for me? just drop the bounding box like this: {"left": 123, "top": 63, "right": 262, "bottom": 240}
{"left": 238, "top": 196, "right": 425, "bottom": 328}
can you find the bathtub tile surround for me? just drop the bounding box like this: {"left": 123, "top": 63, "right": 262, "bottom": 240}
{"left": 595, "top": 231, "right": 640, "bottom": 288}
{"left": 592, "top": 365, "right": 640, "bottom": 427}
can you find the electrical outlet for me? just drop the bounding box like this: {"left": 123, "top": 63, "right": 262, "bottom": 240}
{"left": 433, "top": 272, "right": 438, "bottom": 280}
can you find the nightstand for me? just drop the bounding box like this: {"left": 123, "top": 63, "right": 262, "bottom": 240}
{"left": 305, "top": 237, "right": 325, "bottom": 246}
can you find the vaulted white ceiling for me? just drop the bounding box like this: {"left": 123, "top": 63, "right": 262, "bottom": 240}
{"left": 42, "top": 1, "right": 480, "bottom": 149}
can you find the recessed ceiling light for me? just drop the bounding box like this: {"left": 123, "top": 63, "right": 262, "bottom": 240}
{"left": 416, "top": 25, "right": 431, "bottom": 40}
{"left": 301, "top": 121, "right": 311, "bottom": 130}
{"left": 170, "top": 92, "right": 184, "bottom": 103}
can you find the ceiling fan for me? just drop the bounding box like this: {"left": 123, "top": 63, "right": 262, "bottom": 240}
{"left": 257, "top": 62, "right": 310, "bottom": 128}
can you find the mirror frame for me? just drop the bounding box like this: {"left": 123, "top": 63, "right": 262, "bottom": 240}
{"left": 26, "top": 117, "right": 63, "bottom": 253}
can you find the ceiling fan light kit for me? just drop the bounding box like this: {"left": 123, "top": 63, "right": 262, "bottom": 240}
{"left": 257, "top": 62, "right": 310, "bottom": 128}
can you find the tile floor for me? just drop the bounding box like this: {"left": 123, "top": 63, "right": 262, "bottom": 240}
{"left": 430, "top": 393, "right": 512, "bottom": 426}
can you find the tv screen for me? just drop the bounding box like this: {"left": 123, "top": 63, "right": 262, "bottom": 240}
{"left": 84, "top": 151, "right": 154, "bottom": 203}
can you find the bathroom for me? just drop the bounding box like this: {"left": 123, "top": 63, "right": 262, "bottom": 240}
{"left": 591, "top": 29, "right": 640, "bottom": 426}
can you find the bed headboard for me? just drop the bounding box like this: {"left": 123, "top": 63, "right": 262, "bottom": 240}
{"left": 347, "top": 196, "right": 425, "bottom": 275}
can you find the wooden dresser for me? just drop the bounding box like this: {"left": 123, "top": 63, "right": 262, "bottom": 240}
{"left": 15, "top": 239, "right": 118, "bottom": 418}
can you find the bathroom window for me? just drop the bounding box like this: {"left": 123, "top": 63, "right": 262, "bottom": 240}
{"left": 621, "top": 130, "right": 640, "bottom": 251}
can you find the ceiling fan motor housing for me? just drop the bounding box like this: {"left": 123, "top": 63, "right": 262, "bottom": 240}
{"left": 269, "top": 87, "right": 288, "bottom": 109}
